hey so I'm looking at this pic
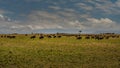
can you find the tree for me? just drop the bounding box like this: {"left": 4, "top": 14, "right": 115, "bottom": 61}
{"left": 79, "top": 30, "right": 82, "bottom": 34}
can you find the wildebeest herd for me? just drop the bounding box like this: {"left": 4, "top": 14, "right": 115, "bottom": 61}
{"left": 30, "top": 34, "right": 62, "bottom": 39}
{"left": 0, "top": 35, "right": 16, "bottom": 39}
{"left": 76, "top": 34, "right": 119, "bottom": 40}
{"left": 0, "top": 33, "right": 120, "bottom": 40}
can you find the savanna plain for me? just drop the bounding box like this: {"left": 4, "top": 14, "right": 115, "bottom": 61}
{"left": 0, "top": 34, "right": 120, "bottom": 68}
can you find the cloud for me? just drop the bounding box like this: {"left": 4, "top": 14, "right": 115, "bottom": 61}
{"left": 65, "top": 17, "right": 120, "bottom": 32}
{"left": 26, "top": 10, "right": 120, "bottom": 32}
{"left": 25, "top": 11, "right": 64, "bottom": 30}
{"left": 0, "top": 14, "right": 32, "bottom": 33}
{"left": 0, "top": 10, "right": 5, "bottom": 14}
{"left": 69, "top": 20, "right": 85, "bottom": 30}
{"left": 49, "top": 6, "right": 61, "bottom": 10}
{"left": 74, "top": 0, "right": 120, "bottom": 15}
{"left": 0, "top": 0, "right": 120, "bottom": 33}
{"left": 90, "top": 0, "right": 119, "bottom": 14}
{"left": 24, "top": 0, "right": 42, "bottom": 2}
{"left": 76, "top": 3, "right": 93, "bottom": 11}
{"left": 0, "top": 11, "right": 119, "bottom": 33}
{"left": 85, "top": 18, "right": 120, "bottom": 32}
{"left": 26, "top": 10, "right": 92, "bottom": 30}
{"left": 0, "top": 14, "right": 12, "bottom": 22}
{"left": 116, "top": 0, "right": 120, "bottom": 7}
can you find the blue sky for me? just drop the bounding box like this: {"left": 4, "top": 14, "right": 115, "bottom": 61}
{"left": 0, "top": 0, "right": 120, "bottom": 34}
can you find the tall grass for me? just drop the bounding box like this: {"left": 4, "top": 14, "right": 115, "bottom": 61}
{"left": 0, "top": 36, "right": 120, "bottom": 68}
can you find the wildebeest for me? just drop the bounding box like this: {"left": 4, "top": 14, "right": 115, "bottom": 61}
{"left": 1, "top": 35, "right": 3, "bottom": 38}
{"left": 85, "top": 36, "right": 90, "bottom": 39}
{"left": 25, "top": 34, "right": 28, "bottom": 36}
{"left": 53, "top": 35, "right": 56, "bottom": 38}
{"left": 91, "top": 36, "right": 95, "bottom": 39}
{"left": 95, "top": 36, "right": 104, "bottom": 40}
{"left": 57, "top": 36, "right": 62, "bottom": 38}
{"left": 30, "top": 36, "right": 36, "bottom": 39}
{"left": 47, "top": 35, "right": 52, "bottom": 38}
{"left": 7, "top": 36, "right": 16, "bottom": 39}
{"left": 4, "top": 35, "right": 7, "bottom": 38}
{"left": 112, "top": 35, "right": 116, "bottom": 38}
{"left": 39, "top": 36, "right": 44, "bottom": 39}
{"left": 76, "top": 36, "right": 82, "bottom": 39}
{"left": 116, "top": 35, "right": 119, "bottom": 38}
{"left": 105, "top": 36, "right": 109, "bottom": 39}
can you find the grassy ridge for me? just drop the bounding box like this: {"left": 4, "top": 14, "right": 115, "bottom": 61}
{"left": 0, "top": 36, "right": 120, "bottom": 68}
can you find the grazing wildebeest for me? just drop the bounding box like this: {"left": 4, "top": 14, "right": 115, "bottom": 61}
{"left": 11, "top": 36, "right": 16, "bottom": 38}
{"left": 85, "top": 36, "right": 90, "bottom": 39}
{"left": 95, "top": 36, "right": 104, "bottom": 40}
{"left": 112, "top": 35, "right": 116, "bottom": 38}
{"left": 25, "top": 34, "right": 28, "bottom": 36}
{"left": 53, "top": 35, "right": 56, "bottom": 38}
{"left": 57, "top": 36, "right": 61, "bottom": 38}
{"left": 116, "top": 35, "right": 119, "bottom": 38}
{"left": 30, "top": 36, "right": 36, "bottom": 39}
{"left": 76, "top": 36, "right": 82, "bottom": 39}
{"left": 47, "top": 35, "right": 52, "bottom": 38}
{"left": 39, "top": 36, "right": 44, "bottom": 39}
{"left": 91, "top": 36, "right": 95, "bottom": 39}
{"left": 105, "top": 36, "right": 109, "bottom": 39}
{"left": 99, "top": 37, "right": 104, "bottom": 40}
{"left": 7, "top": 36, "right": 16, "bottom": 39}
{"left": 1, "top": 35, "right": 3, "bottom": 38}
{"left": 4, "top": 35, "right": 7, "bottom": 38}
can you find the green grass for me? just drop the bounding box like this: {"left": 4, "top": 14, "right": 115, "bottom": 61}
{"left": 0, "top": 36, "right": 120, "bottom": 68}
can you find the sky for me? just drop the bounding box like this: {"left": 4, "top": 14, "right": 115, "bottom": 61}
{"left": 0, "top": 0, "right": 120, "bottom": 34}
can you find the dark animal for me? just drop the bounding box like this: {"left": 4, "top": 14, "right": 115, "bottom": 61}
{"left": 7, "top": 36, "right": 16, "bottom": 39}
{"left": 117, "top": 36, "right": 119, "bottom": 38}
{"left": 95, "top": 36, "right": 104, "bottom": 40}
{"left": 25, "top": 34, "right": 28, "bottom": 36}
{"left": 85, "top": 36, "right": 90, "bottom": 39}
{"left": 4, "top": 35, "right": 7, "bottom": 38}
{"left": 39, "top": 36, "right": 44, "bottom": 39}
{"left": 91, "top": 36, "right": 95, "bottom": 39}
{"left": 1, "top": 36, "right": 3, "bottom": 38}
{"left": 105, "top": 36, "right": 109, "bottom": 39}
{"left": 47, "top": 35, "right": 52, "bottom": 38}
{"left": 53, "top": 36, "right": 56, "bottom": 38}
{"left": 76, "top": 36, "right": 82, "bottom": 39}
{"left": 30, "top": 36, "right": 36, "bottom": 39}
{"left": 57, "top": 36, "right": 61, "bottom": 38}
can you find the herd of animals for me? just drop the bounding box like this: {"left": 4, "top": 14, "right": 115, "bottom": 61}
{"left": 0, "top": 33, "right": 120, "bottom": 40}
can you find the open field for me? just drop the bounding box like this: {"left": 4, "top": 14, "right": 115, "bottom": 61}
{"left": 0, "top": 34, "right": 120, "bottom": 68}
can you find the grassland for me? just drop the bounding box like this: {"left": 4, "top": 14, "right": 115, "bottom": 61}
{"left": 0, "top": 35, "right": 120, "bottom": 68}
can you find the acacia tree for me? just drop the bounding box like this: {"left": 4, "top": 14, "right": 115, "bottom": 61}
{"left": 79, "top": 30, "right": 82, "bottom": 34}
{"left": 78, "top": 30, "right": 82, "bottom": 36}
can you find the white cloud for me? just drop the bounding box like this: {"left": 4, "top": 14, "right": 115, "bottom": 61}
{"left": 25, "top": 11, "right": 65, "bottom": 30}
{"left": 116, "top": 0, "right": 120, "bottom": 7}
{"left": 0, "top": 12, "right": 119, "bottom": 33}
{"left": 69, "top": 20, "right": 85, "bottom": 29}
{"left": 27, "top": 10, "right": 120, "bottom": 32}
{"left": 26, "top": 10, "right": 92, "bottom": 30}
{"left": 63, "top": 8, "right": 76, "bottom": 12}
{"left": 0, "top": 0, "right": 120, "bottom": 33}
{"left": 75, "top": 0, "right": 120, "bottom": 14}
{"left": 85, "top": 18, "right": 119, "bottom": 31}
{"left": 76, "top": 3, "right": 93, "bottom": 11}
{"left": 49, "top": 6, "right": 61, "bottom": 10}
{"left": 0, "top": 14, "right": 4, "bottom": 19}
{"left": 0, "top": 14, "right": 32, "bottom": 33}
{"left": 87, "top": 18, "right": 113, "bottom": 24}
{"left": 0, "top": 14, "right": 12, "bottom": 22}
